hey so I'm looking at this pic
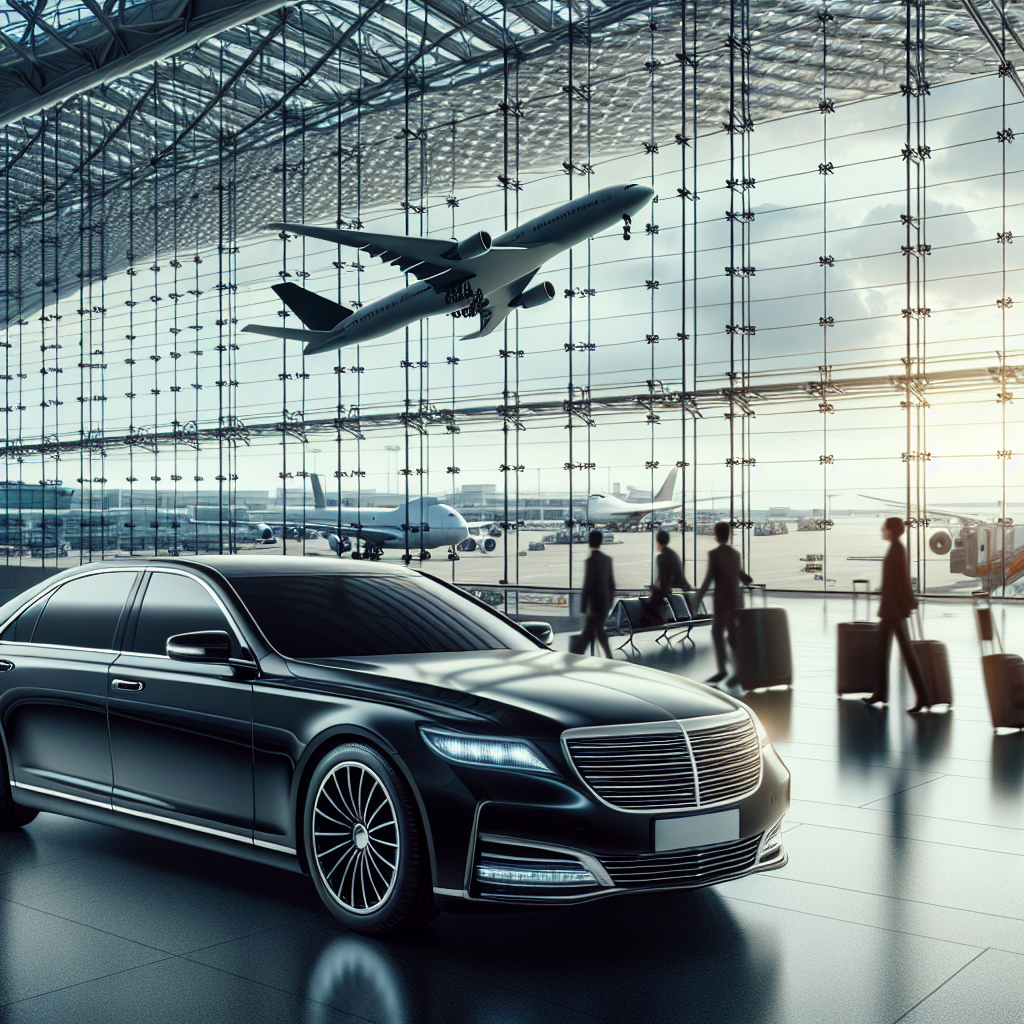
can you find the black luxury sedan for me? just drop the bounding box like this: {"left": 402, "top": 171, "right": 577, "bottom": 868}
{"left": 0, "top": 557, "right": 790, "bottom": 934}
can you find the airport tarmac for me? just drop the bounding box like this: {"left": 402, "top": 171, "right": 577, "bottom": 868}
{"left": 7, "top": 515, "right": 970, "bottom": 596}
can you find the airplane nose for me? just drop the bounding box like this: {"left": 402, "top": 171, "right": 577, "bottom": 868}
{"left": 622, "top": 184, "right": 655, "bottom": 215}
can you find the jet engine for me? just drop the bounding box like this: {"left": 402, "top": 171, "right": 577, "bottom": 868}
{"left": 457, "top": 230, "right": 491, "bottom": 259}
{"left": 514, "top": 281, "right": 556, "bottom": 309}
{"left": 929, "top": 529, "right": 953, "bottom": 556}
{"left": 482, "top": 537, "right": 497, "bottom": 553}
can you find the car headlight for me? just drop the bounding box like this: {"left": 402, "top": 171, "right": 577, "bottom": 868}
{"left": 747, "top": 708, "right": 771, "bottom": 749}
{"left": 420, "top": 726, "right": 555, "bottom": 774}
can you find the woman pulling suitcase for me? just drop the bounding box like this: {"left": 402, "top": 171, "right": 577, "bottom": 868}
{"left": 863, "top": 516, "right": 931, "bottom": 713}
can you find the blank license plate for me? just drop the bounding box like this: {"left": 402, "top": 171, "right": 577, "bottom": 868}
{"left": 654, "top": 809, "right": 740, "bottom": 852}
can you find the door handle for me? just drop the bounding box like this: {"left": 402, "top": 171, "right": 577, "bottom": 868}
{"left": 111, "top": 679, "right": 145, "bottom": 691}
{"left": 0, "top": 659, "right": 13, "bottom": 672}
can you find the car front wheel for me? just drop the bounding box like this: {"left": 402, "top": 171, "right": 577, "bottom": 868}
{"left": 304, "top": 743, "right": 436, "bottom": 935}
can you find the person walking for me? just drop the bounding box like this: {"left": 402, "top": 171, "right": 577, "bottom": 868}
{"left": 642, "top": 529, "right": 689, "bottom": 625}
{"left": 863, "top": 516, "right": 930, "bottom": 713}
{"left": 579, "top": 529, "right": 616, "bottom": 658}
{"left": 694, "top": 521, "right": 753, "bottom": 683}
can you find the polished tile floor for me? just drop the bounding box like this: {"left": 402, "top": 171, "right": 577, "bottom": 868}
{"left": 2, "top": 594, "right": 1023, "bottom": 1023}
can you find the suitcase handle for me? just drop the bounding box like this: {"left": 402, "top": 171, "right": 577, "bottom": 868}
{"left": 746, "top": 582, "right": 767, "bottom": 608}
{"left": 972, "top": 589, "right": 1001, "bottom": 654}
{"left": 852, "top": 578, "right": 872, "bottom": 622}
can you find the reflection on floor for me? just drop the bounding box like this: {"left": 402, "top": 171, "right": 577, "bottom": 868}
{"left": 2, "top": 594, "right": 1023, "bottom": 1023}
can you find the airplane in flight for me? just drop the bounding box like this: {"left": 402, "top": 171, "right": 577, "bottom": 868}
{"left": 587, "top": 468, "right": 682, "bottom": 529}
{"left": 261, "top": 475, "right": 470, "bottom": 560}
{"left": 242, "top": 183, "right": 655, "bottom": 352}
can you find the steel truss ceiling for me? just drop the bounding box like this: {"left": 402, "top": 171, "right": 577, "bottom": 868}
{"left": 0, "top": 0, "right": 1020, "bottom": 328}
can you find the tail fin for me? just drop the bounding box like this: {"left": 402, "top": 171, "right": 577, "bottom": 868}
{"left": 654, "top": 466, "right": 678, "bottom": 503}
{"left": 272, "top": 283, "right": 352, "bottom": 331}
{"left": 310, "top": 474, "right": 326, "bottom": 509}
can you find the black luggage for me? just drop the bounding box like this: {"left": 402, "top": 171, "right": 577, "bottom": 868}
{"left": 974, "top": 591, "right": 1024, "bottom": 728}
{"left": 568, "top": 633, "right": 588, "bottom": 655}
{"left": 910, "top": 612, "right": 953, "bottom": 707}
{"left": 731, "top": 584, "right": 792, "bottom": 689}
{"left": 837, "top": 578, "right": 883, "bottom": 695}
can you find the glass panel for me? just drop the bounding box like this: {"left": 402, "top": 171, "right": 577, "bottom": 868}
{"left": 229, "top": 574, "right": 537, "bottom": 659}
{"left": 132, "top": 573, "right": 233, "bottom": 657}
{"left": 32, "top": 573, "right": 137, "bottom": 650}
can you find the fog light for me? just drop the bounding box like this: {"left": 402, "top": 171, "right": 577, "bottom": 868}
{"left": 476, "top": 864, "right": 597, "bottom": 887}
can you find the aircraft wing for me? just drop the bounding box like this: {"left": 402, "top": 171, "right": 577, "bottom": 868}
{"left": 267, "top": 222, "right": 528, "bottom": 293}
{"left": 859, "top": 494, "right": 989, "bottom": 526}
{"left": 461, "top": 271, "right": 538, "bottom": 340}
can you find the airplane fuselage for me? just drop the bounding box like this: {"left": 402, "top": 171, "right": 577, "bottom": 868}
{"left": 263, "top": 500, "right": 469, "bottom": 550}
{"left": 302, "top": 184, "right": 653, "bottom": 354}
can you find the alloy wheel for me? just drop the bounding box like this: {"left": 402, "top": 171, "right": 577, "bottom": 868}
{"left": 312, "top": 761, "right": 401, "bottom": 914}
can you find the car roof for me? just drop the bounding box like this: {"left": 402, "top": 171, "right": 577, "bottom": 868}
{"left": 53, "top": 555, "right": 416, "bottom": 580}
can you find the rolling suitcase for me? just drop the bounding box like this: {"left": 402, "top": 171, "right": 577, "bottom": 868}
{"left": 973, "top": 591, "right": 1024, "bottom": 728}
{"left": 910, "top": 611, "right": 952, "bottom": 707}
{"left": 731, "top": 584, "right": 792, "bottom": 689}
{"left": 837, "top": 579, "right": 883, "bottom": 695}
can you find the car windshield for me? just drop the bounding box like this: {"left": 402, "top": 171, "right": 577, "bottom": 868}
{"left": 229, "top": 573, "right": 538, "bottom": 659}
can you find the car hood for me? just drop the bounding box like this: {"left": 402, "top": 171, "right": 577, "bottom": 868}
{"left": 295, "top": 649, "right": 742, "bottom": 732}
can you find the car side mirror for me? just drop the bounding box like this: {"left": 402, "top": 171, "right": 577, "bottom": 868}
{"left": 167, "top": 630, "right": 232, "bottom": 663}
{"left": 521, "top": 621, "right": 553, "bottom": 646}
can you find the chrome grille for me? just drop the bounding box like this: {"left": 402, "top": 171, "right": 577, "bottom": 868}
{"left": 564, "top": 732, "right": 696, "bottom": 810}
{"left": 564, "top": 715, "right": 761, "bottom": 811}
{"left": 689, "top": 718, "right": 762, "bottom": 805}
{"left": 601, "top": 834, "right": 762, "bottom": 888}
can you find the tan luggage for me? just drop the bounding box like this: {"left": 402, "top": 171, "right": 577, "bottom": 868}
{"left": 974, "top": 591, "right": 1024, "bottom": 729}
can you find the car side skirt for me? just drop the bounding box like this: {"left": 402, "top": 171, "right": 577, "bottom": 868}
{"left": 11, "top": 783, "right": 305, "bottom": 875}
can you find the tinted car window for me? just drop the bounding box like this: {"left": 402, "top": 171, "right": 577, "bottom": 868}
{"left": 132, "top": 572, "right": 235, "bottom": 656}
{"left": 32, "top": 572, "right": 137, "bottom": 649}
{"left": 0, "top": 597, "right": 45, "bottom": 642}
{"left": 230, "top": 574, "right": 537, "bottom": 659}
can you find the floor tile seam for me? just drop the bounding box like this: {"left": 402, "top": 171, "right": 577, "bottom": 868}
{"left": 721, "top": 892, "right": 996, "bottom": 949}
{"left": 178, "top": 948, "right": 610, "bottom": 1021}
{"left": 774, "top": 743, "right": 998, "bottom": 769}
{"left": 890, "top": 948, "right": 990, "bottom": 1024}
{"left": 0, "top": 955, "right": 177, "bottom": 1009}
{"left": 856, "top": 772, "right": 955, "bottom": 807}
{"left": 749, "top": 875, "right": 1024, "bottom": 924}
{"left": 0, "top": 851, "right": 108, "bottom": 878}
{"left": 783, "top": 750, "right": 966, "bottom": 776}
{"left": 781, "top": 817, "right": 1024, "bottom": 858}
{"left": 853, "top": 801, "right": 1024, "bottom": 833}
{"left": 0, "top": 895, "right": 195, "bottom": 956}
{"left": 789, "top": 798, "right": 1024, "bottom": 835}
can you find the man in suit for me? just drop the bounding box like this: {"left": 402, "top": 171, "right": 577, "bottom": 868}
{"left": 579, "top": 530, "right": 616, "bottom": 657}
{"left": 642, "top": 530, "right": 690, "bottom": 625}
{"left": 695, "top": 521, "right": 753, "bottom": 683}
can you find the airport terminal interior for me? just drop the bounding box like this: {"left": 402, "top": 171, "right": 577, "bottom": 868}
{"left": 1, "top": 0, "right": 1024, "bottom": 1021}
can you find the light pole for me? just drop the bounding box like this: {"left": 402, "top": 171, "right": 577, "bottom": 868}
{"left": 384, "top": 446, "right": 400, "bottom": 495}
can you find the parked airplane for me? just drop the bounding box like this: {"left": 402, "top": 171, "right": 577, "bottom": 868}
{"left": 242, "top": 183, "right": 655, "bottom": 352}
{"left": 586, "top": 468, "right": 681, "bottom": 529}
{"left": 262, "top": 475, "right": 470, "bottom": 560}
{"left": 863, "top": 494, "right": 1024, "bottom": 593}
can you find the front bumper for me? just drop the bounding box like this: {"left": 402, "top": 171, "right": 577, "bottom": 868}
{"left": 433, "top": 743, "right": 791, "bottom": 908}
